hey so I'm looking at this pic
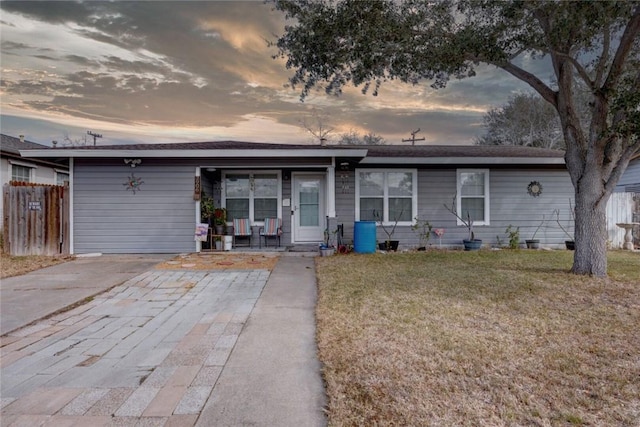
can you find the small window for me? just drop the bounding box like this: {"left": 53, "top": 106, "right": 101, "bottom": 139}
{"left": 12, "top": 164, "right": 32, "bottom": 182}
{"left": 457, "top": 169, "right": 490, "bottom": 225}
{"left": 56, "top": 172, "right": 69, "bottom": 186}
{"left": 356, "top": 169, "right": 417, "bottom": 224}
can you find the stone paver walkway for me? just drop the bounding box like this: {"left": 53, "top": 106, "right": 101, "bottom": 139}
{"left": 1, "top": 268, "right": 270, "bottom": 426}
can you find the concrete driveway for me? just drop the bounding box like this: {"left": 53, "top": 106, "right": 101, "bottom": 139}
{"left": 0, "top": 254, "right": 326, "bottom": 426}
{"left": 1, "top": 254, "right": 174, "bottom": 336}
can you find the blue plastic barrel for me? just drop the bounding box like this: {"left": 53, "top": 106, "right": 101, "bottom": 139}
{"left": 354, "top": 221, "right": 376, "bottom": 254}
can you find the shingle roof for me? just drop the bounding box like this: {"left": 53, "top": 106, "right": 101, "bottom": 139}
{"left": 1, "top": 134, "right": 51, "bottom": 155}
{"left": 363, "top": 144, "right": 564, "bottom": 158}
{"left": 41, "top": 139, "right": 565, "bottom": 158}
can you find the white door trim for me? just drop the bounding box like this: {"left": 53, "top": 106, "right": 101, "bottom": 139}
{"left": 291, "top": 172, "right": 326, "bottom": 243}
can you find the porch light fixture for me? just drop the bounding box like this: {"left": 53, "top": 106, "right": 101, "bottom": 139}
{"left": 124, "top": 158, "right": 142, "bottom": 168}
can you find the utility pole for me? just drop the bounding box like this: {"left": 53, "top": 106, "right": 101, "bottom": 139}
{"left": 87, "top": 131, "right": 103, "bottom": 146}
{"left": 402, "top": 128, "right": 425, "bottom": 145}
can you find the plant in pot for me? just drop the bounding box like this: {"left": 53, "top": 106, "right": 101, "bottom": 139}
{"left": 525, "top": 215, "right": 545, "bottom": 249}
{"left": 555, "top": 205, "right": 575, "bottom": 250}
{"left": 213, "top": 208, "right": 227, "bottom": 235}
{"left": 319, "top": 226, "right": 337, "bottom": 256}
{"left": 374, "top": 209, "right": 402, "bottom": 251}
{"left": 411, "top": 217, "right": 432, "bottom": 251}
{"left": 200, "top": 194, "right": 215, "bottom": 225}
{"left": 444, "top": 195, "right": 481, "bottom": 251}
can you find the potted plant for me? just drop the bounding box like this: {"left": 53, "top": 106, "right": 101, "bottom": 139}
{"left": 374, "top": 210, "right": 401, "bottom": 251}
{"left": 200, "top": 194, "right": 215, "bottom": 225}
{"left": 411, "top": 217, "right": 432, "bottom": 251}
{"left": 444, "top": 196, "right": 482, "bottom": 250}
{"left": 213, "top": 208, "right": 227, "bottom": 235}
{"left": 555, "top": 206, "right": 575, "bottom": 250}
{"left": 525, "top": 214, "right": 545, "bottom": 249}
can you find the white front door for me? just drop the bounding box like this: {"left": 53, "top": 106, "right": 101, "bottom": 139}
{"left": 292, "top": 174, "right": 325, "bottom": 242}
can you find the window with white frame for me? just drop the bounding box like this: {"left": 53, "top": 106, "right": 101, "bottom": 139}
{"left": 56, "top": 171, "right": 69, "bottom": 186}
{"left": 356, "top": 169, "right": 417, "bottom": 224}
{"left": 11, "top": 164, "right": 32, "bottom": 182}
{"left": 457, "top": 169, "right": 490, "bottom": 225}
{"left": 223, "top": 172, "right": 280, "bottom": 222}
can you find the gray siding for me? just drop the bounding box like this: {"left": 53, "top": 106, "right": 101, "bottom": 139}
{"left": 616, "top": 159, "right": 640, "bottom": 192}
{"left": 334, "top": 167, "right": 574, "bottom": 249}
{"left": 74, "top": 162, "right": 196, "bottom": 254}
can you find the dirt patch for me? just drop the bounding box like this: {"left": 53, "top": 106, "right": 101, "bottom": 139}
{"left": 155, "top": 253, "right": 280, "bottom": 271}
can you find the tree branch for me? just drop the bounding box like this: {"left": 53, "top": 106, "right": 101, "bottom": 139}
{"left": 595, "top": 23, "right": 611, "bottom": 87}
{"left": 499, "top": 62, "right": 557, "bottom": 107}
{"left": 603, "top": 4, "right": 640, "bottom": 93}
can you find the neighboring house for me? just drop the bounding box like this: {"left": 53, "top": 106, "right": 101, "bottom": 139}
{"left": 1, "top": 134, "right": 69, "bottom": 228}
{"left": 21, "top": 141, "right": 577, "bottom": 254}
{"left": 615, "top": 154, "right": 640, "bottom": 193}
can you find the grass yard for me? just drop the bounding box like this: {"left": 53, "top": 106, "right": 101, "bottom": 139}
{"left": 315, "top": 250, "right": 640, "bottom": 426}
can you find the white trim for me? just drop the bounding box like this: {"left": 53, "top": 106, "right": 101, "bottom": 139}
{"left": 355, "top": 168, "right": 418, "bottom": 225}
{"left": 20, "top": 148, "right": 369, "bottom": 158}
{"left": 360, "top": 157, "right": 565, "bottom": 165}
{"left": 196, "top": 167, "right": 201, "bottom": 253}
{"left": 8, "top": 159, "right": 38, "bottom": 168}
{"left": 69, "top": 158, "right": 74, "bottom": 254}
{"left": 326, "top": 161, "right": 336, "bottom": 218}
{"left": 456, "top": 169, "right": 490, "bottom": 226}
{"left": 291, "top": 172, "right": 327, "bottom": 243}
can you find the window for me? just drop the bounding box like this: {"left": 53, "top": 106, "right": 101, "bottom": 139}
{"left": 223, "top": 171, "right": 280, "bottom": 223}
{"left": 457, "top": 169, "right": 490, "bottom": 225}
{"left": 56, "top": 171, "right": 69, "bottom": 186}
{"left": 356, "top": 169, "right": 417, "bottom": 224}
{"left": 11, "top": 164, "right": 32, "bottom": 182}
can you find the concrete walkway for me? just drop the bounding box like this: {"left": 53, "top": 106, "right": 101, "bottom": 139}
{"left": 1, "top": 254, "right": 326, "bottom": 426}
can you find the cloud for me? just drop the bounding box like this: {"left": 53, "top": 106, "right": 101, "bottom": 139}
{"left": 0, "top": 1, "right": 555, "bottom": 146}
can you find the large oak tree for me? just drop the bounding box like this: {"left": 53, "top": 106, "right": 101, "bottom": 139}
{"left": 273, "top": 0, "right": 640, "bottom": 276}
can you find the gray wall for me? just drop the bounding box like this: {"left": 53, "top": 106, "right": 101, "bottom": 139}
{"left": 73, "top": 161, "right": 196, "bottom": 254}
{"left": 616, "top": 158, "right": 640, "bottom": 192}
{"left": 335, "top": 167, "right": 574, "bottom": 249}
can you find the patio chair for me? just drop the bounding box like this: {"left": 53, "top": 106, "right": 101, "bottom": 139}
{"left": 259, "top": 217, "right": 282, "bottom": 248}
{"left": 233, "top": 218, "right": 252, "bottom": 247}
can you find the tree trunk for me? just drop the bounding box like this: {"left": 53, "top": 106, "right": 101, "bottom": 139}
{"left": 571, "top": 172, "right": 609, "bottom": 276}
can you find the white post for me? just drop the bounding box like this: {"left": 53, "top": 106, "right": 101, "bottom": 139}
{"left": 326, "top": 162, "right": 336, "bottom": 218}
{"left": 196, "top": 167, "right": 201, "bottom": 253}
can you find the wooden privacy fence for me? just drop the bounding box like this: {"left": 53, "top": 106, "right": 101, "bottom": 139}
{"left": 2, "top": 181, "right": 70, "bottom": 256}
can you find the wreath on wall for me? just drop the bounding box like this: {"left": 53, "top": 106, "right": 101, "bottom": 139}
{"left": 527, "top": 181, "right": 543, "bottom": 197}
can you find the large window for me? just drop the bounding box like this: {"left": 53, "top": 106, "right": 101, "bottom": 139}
{"left": 356, "top": 169, "right": 417, "bottom": 224}
{"left": 11, "top": 164, "right": 32, "bottom": 182}
{"left": 223, "top": 172, "right": 280, "bottom": 222}
{"left": 457, "top": 169, "right": 490, "bottom": 225}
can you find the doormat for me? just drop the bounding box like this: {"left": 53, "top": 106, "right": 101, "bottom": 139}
{"left": 156, "top": 253, "right": 280, "bottom": 271}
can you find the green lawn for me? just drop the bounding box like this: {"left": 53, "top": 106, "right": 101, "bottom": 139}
{"left": 315, "top": 250, "right": 640, "bottom": 426}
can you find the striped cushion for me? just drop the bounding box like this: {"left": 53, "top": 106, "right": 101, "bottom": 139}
{"left": 261, "top": 218, "right": 281, "bottom": 236}
{"left": 233, "top": 218, "right": 251, "bottom": 236}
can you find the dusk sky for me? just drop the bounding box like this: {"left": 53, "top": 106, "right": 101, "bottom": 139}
{"left": 0, "top": 1, "right": 550, "bottom": 147}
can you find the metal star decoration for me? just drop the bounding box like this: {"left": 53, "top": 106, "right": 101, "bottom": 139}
{"left": 123, "top": 173, "right": 144, "bottom": 194}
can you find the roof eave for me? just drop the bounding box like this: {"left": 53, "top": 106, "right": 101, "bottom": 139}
{"left": 359, "top": 157, "right": 566, "bottom": 165}
{"left": 20, "top": 148, "right": 369, "bottom": 158}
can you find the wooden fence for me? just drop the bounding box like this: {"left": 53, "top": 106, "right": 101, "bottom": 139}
{"left": 2, "top": 182, "right": 70, "bottom": 256}
{"left": 606, "top": 192, "right": 639, "bottom": 249}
